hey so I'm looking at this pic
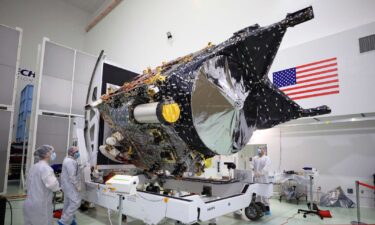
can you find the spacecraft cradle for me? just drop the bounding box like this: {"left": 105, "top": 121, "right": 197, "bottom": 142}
{"left": 93, "top": 6, "right": 331, "bottom": 176}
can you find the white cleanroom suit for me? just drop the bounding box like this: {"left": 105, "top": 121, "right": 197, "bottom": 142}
{"left": 23, "top": 160, "right": 60, "bottom": 225}
{"left": 59, "top": 156, "right": 82, "bottom": 225}
{"left": 253, "top": 154, "right": 271, "bottom": 206}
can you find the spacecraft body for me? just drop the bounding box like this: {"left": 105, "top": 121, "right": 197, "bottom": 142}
{"left": 94, "top": 7, "right": 330, "bottom": 176}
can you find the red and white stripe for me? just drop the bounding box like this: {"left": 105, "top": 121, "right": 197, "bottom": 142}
{"left": 280, "top": 57, "right": 340, "bottom": 100}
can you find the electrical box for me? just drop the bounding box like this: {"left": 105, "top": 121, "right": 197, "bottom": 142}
{"left": 303, "top": 167, "right": 318, "bottom": 176}
{"left": 105, "top": 175, "right": 139, "bottom": 195}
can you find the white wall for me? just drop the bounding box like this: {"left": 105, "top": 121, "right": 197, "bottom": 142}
{"left": 84, "top": 0, "right": 375, "bottom": 73}
{"left": 0, "top": 0, "right": 89, "bottom": 70}
{"left": 248, "top": 121, "right": 375, "bottom": 208}
{"left": 0, "top": 0, "right": 90, "bottom": 140}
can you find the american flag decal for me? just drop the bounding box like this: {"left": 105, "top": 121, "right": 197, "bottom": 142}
{"left": 273, "top": 58, "right": 339, "bottom": 100}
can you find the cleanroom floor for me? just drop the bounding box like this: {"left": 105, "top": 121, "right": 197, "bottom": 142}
{"left": 5, "top": 181, "right": 375, "bottom": 225}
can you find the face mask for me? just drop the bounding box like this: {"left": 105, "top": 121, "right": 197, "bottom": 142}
{"left": 74, "top": 152, "right": 80, "bottom": 159}
{"left": 50, "top": 152, "right": 56, "bottom": 161}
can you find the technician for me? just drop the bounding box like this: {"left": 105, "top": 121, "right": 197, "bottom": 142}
{"left": 253, "top": 146, "right": 272, "bottom": 214}
{"left": 58, "top": 147, "right": 82, "bottom": 225}
{"left": 24, "top": 145, "right": 60, "bottom": 225}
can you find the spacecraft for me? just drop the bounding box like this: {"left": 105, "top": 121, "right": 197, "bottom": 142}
{"left": 91, "top": 7, "right": 331, "bottom": 176}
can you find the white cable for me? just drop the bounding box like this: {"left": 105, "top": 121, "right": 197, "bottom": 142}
{"left": 138, "top": 193, "right": 168, "bottom": 216}
{"left": 104, "top": 190, "right": 114, "bottom": 225}
{"left": 107, "top": 208, "right": 113, "bottom": 225}
{"left": 136, "top": 193, "right": 164, "bottom": 202}
{"left": 136, "top": 192, "right": 169, "bottom": 218}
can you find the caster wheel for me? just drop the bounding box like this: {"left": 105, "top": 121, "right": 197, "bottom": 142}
{"left": 255, "top": 202, "right": 267, "bottom": 212}
{"left": 303, "top": 215, "right": 306, "bottom": 218}
{"left": 255, "top": 202, "right": 266, "bottom": 217}
{"left": 245, "top": 203, "right": 262, "bottom": 221}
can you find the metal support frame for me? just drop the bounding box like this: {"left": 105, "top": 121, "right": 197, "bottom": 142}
{"left": 297, "top": 175, "right": 323, "bottom": 219}
{"left": 27, "top": 40, "right": 45, "bottom": 174}
{"left": 26, "top": 38, "right": 100, "bottom": 174}
{"left": 83, "top": 180, "right": 272, "bottom": 225}
{"left": 0, "top": 24, "right": 23, "bottom": 195}
{"left": 19, "top": 115, "right": 30, "bottom": 190}
{"left": 117, "top": 194, "right": 124, "bottom": 225}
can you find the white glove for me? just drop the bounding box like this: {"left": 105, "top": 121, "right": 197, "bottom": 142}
{"left": 79, "top": 162, "right": 90, "bottom": 170}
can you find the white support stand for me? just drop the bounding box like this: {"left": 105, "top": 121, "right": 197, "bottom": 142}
{"left": 19, "top": 115, "right": 30, "bottom": 190}
{"left": 297, "top": 172, "right": 323, "bottom": 219}
{"left": 83, "top": 179, "right": 273, "bottom": 225}
{"left": 0, "top": 25, "right": 23, "bottom": 195}
{"left": 117, "top": 194, "right": 124, "bottom": 225}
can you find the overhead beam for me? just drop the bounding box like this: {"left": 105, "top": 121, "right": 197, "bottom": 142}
{"left": 86, "top": 0, "right": 123, "bottom": 32}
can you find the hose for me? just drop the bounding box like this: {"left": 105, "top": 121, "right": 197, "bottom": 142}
{"left": 6, "top": 198, "right": 12, "bottom": 225}
{"left": 107, "top": 208, "right": 113, "bottom": 225}
{"left": 280, "top": 213, "right": 298, "bottom": 225}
